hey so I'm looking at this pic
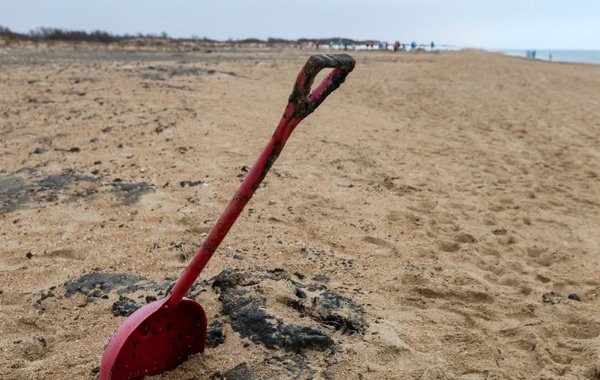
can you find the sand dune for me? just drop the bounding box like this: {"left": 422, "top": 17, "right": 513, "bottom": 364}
{"left": 1, "top": 43, "right": 599, "bottom": 379}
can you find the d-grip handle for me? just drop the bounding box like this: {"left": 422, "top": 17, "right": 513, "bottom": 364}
{"left": 289, "top": 54, "right": 356, "bottom": 119}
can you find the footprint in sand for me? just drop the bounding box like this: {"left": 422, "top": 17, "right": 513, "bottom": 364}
{"left": 455, "top": 232, "right": 477, "bottom": 244}
{"left": 437, "top": 240, "right": 460, "bottom": 253}
{"left": 363, "top": 236, "right": 398, "bottom": 256}
{"left": 414, "top": 286, "right": 493, "bottom": 304}
{"left": 43, "top": 248, "right": 83, "bottom": 260}
{"left": 17, "top": 336, "right": 51, "bottom": 362}
{"left": 436, "top": 233, "right": 477, "bottom": 253}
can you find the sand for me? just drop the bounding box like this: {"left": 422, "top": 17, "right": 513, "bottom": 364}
{"left": 1, "top": 41, "right": 600, "bottom": 379}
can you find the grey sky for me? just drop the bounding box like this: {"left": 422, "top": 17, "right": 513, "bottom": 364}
{"left": 0, "top": 0, "right": 598, "bottom": 49}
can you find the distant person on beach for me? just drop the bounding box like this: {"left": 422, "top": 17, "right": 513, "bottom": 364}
{"left": 549, "top": 52, "right": 552, "bottom": 61}
{"left": 315, "top": 39, "right": 320, "bottom": 49}
{"left": 393, "top": 41, "right": 400, "bottom": 52}
{"left": 430, "top": 41, "right": 435, "bottom": 50}
{"left": 411, "top": 41, "right": 417, "bottom": 50}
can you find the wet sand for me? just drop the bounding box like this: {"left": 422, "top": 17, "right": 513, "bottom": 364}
{"left": 1, "top": 42, "right": 600, "bottom": 379}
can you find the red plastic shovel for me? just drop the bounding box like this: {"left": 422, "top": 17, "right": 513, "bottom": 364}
{"left": 99, "top": 54, "right": 355, "bottom": 379}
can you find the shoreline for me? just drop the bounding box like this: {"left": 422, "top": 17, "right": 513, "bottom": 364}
{"left": 493, "top": 48, "right": 600, "bottom": 65}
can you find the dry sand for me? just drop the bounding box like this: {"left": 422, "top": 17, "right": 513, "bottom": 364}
{"left": 1, "top": 42, "right": 600, "bottom": 379}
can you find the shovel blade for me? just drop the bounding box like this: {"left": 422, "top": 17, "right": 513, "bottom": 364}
{"left": 99, "top": 298, "right": 207, "bottom": 380}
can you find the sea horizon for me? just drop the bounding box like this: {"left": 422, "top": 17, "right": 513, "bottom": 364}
{"left": 495, "top": 49, "right": 600, "bottom": 64}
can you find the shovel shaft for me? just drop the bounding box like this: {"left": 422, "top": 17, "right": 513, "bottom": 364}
{"left": 166, "top": 54, "right": 355, "bottom": 309}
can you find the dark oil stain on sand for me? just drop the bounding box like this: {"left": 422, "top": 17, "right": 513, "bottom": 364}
{"left": 0, "top": 168, "right": 154, "bottom": 214}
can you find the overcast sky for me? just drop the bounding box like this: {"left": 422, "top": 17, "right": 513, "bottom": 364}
{"left": 0, "top": 0, "right": 598, "bottom": 49}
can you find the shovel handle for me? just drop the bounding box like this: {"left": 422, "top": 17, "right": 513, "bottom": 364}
{"left": 289, "top": 54, "right": 356, "bottom": 119}
{"left": 165, "top": 54, "right": 355, "bottom": 309}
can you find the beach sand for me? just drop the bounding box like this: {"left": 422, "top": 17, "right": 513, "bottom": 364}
{"left": 1, "top": 42, "right": 600, "bottom": 379}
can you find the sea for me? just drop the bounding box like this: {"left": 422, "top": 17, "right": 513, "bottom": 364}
{"left": 498, "top": 49, "right": 600, "bottom": 65}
